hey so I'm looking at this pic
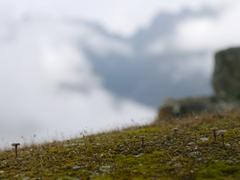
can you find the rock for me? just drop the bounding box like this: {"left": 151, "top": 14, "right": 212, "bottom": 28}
{"left": 217, "top": 130, "right": 227, "bottom": 136}
{"left": 225, "top": 143, "right": 231, "bottom": 148}
{"left": 187, "top": 142, "right": 195, "bottom": 146}
{"left": 174, "top": 162, "right": 182, "bottom": 168}
{"left": 72, "top": 165, "right": 81, "bottom": 170}
{"left": 156, "top": 47, "right": 240, "bottom": 121}
{"left": 22, "top": 178, "right": 30, "bottom": 180}
{"left": 200, "top": 137, "right": 209, "bottom": 142}
{"left": 134, "top": 153, "right": 144, "bottom": 158}
{"left": 213, "top": 47, "right": 240, "bottom": 100}
{"left": 99, "top": 165, "right": 111, "bottom": 173}
{"left": 189, "top": 151, "right": 201, "bottom": 158}
{"left": 158, "top": 97, "right": 217, "bottom": 118}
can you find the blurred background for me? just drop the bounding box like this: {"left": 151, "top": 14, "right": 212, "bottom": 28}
{"left": 0, "top": 0, "right": 239, "bottom": 147}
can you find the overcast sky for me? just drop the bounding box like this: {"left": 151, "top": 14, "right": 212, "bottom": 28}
{"left": 0, "top": 0, "right": 239, "bottom": 147}
{"left": 0, "top": 0, "right": 236, "bottom": 35}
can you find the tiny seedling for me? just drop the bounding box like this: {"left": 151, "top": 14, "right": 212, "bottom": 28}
{"left": 217, "top": 130, "right": 227, "bottom": 147}
{"left": 140, "top": 136, "right": 145, "bottom": 149}
{"left": 211, "top": 127, "right": 218, "bottom": 142}
{"left": 11, "top": 143, "right": 20, "bottom": 158}
{"left": 173, "top": 128, "right": 179, "bottom": 134}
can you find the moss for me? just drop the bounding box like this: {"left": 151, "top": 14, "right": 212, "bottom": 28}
{"left": 1, "top": 111, "right": 240, "bottom": 179}
{"left": 197, "top": 162, "right": 240, "bottom": 179}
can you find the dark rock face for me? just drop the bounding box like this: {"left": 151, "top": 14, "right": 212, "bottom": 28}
{"left": 158, "top": 97, "right": 216, "bottom": 118}
{"left": 157, "top": 47, "right": 240, "bottom": 120}
{"left": 157, "top": 96, "right": 240, "bottom": 120}
{"left": 213, "top": 47, "right": 240, "bottom": 100}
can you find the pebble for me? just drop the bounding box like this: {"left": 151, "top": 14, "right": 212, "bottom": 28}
{"left": 189, "top": 151, "right": 201, "bottom": 157}
{"left": 0, "top": 160, "right": 7, "bottom": 166}
{"left": 200, "top": 137, "right": 209, "bottom": 142}
{"left": 72, "top": 166, "right": 81, "bottom": 170}
{"left": 100, "top": 165, "right": 111, "bottom": 172}
{"left": 225, "top": 143, "right": 231, "bottom": 147}
{"left": 23, "top": 177, "right": 30, "bottom": 180}
{"left": 217, "top": 130, "right": 227, "bottom": 135}
{"left": 226, "top": 160, "right": 234, "bottom": 164}
{"left": 135, "top": 153, "right": 144, "bottom": 158}
{"left": 174, "top": 162, "right": 182, "bottom": 168}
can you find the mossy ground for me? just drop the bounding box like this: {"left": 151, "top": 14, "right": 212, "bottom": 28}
{"left": 1, "top": 111, "right": 240, "bottom": 179}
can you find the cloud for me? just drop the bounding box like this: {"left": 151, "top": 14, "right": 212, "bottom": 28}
{"left": 0, "top": 0, "right": 234, "bottom": 35}
{"left": 80, "top": 32, "right": 134, "bottom": 56}
{"left": 0, "top": 18, "right": 155, "bottom": 147}
{"left": 144, "top": 4, "right": 239, "bottom": 84}
{"left": 176, "top": 1, "right": 240, "bottom": 51}
{"left": 0, "top": 0, "right": 238, "bottom": 148}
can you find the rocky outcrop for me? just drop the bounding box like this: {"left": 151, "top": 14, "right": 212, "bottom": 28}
{"left": 158, "top": 47, "right": 240, "bottom": 120}
{"left": 159, "top": 97, "right": 214, "bottom": 118}
{"left": 158, "top": 96, "right": 239, "bottom": 119}
{"left": 213, "top": 47, "right": 240, "bottom": 100}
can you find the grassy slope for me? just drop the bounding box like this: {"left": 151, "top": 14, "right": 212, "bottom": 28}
{"left": 1, "top": 111, "right": 240, "bottom": 179}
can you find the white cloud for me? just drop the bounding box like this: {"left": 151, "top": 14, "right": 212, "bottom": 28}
{"left": 81, "top": 32, "right": 134, "bottom": 56}
{"left": 146, "top": 40, "right": 169, "bottom": 55}
{"left": 0, "top": 0, "right": 238, "bottom": 148}
{"left": 176, "top": 1, "right": 240, "bottom": 51}
{"left": 172, "top": 55, "right": 213, "bottom": 82}
{"left": 145, "top": 0, "right": 240, "bottom": 82}
{"left": 0, "top": 18, "right": 155, "bottom": 148}
{"left": 0, "top": 0, "right": 234, "bottom": 35}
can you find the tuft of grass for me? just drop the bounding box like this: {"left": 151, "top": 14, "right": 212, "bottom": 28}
{"left": 1, "top": 110, "right": 240, "bottom": 179}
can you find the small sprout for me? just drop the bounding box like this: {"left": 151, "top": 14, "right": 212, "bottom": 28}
{"left": 211, "top": 127, "right": 218, "bottom": 142}
{"left": 217, "top": 130, "right": 227, "bottom": 146}
{"left": 166, "top": 136, "right": 171, "bottom": 141}
{"left": 11, "top": 143, "right": 20, "bottom": 158}
{"left": 172, "top": 128, "right": 179, "bottom": 135}
{"left": 140, "top": 136, "right": 145, "bottom": 149}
